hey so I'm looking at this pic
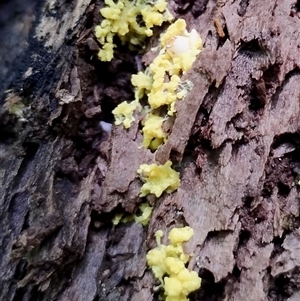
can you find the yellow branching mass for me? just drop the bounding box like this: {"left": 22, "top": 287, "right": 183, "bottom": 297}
{"left": 147, "top": 19, "right": 202, "bottom": 115}
{"left": 137, "top": 160, "right": 180, "bottom": 197}
{"left": 147, "top": 227, "right": 202, "bottom": 301}
{"left": 112, "top": 18, "right": 202, "bottom": 148}
{"left": 112, "top": 100, "right": 140, "bottom": 129}
{"left": 95, "top": 0, "right": 172, "bottom": 61}
{"left": 97, "top": 7, "right": 203, "bottom": 298}
{"left": 112, "top": 202, "right": 153, "bottom": 226}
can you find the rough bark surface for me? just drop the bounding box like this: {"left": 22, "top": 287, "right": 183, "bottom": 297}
{"left": 1, "top": 0, "right": 300, "bottom": 301}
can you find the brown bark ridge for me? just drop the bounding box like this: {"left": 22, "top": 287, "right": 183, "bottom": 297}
{"left": 1, "top": 0, "right": 300, "bottom": 300}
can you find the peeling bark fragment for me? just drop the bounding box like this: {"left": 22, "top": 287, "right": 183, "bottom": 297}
{"left": 196, "top": 224, "right": 241, "bottom": 282}
{"left": 155, "top": 70, "right": 210, "bottom": 164}
{"left": 230, "top": 243, "right": 273, "bottom": 301}
{"left": 11, "top": 213, "right": 63, "bottom": 259}
{"left": 59, "top": 229, "right": 108, "bottom": 301}
{"left": 197, "top": 39, "right": 232, "bottom": 87}
{"left": 98, "top": 223, "right": 149, "bottom": 301}
{"left": 96, "top": 125, "right": 154, "bottom": 212}
{"left": 56, "top": 66, "right": 82, "bottom": 105}
{"left": 271, "top": 228, "right": 300, "bottom": 277}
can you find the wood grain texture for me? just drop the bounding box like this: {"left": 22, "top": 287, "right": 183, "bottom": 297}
{"left": 1, "top": 0, "right": 300, "bottom": 301}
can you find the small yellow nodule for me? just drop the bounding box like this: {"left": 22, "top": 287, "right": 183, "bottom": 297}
{"left": 142, "top": 113, "right": 167, "bottom": 150}
{"left": 112, "top": 100, "right": 140, "bottom": 129}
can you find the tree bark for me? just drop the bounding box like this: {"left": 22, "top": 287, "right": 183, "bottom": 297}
{"left": 1, "top": 0, "right": 300, "bottom": 301}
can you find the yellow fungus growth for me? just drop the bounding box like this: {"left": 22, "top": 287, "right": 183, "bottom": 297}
{"left": 137, "top": 160, "right": 180, "bottom": 197}
{"left": 145, "top": 19, "right": 202, "bottom": 115}
{"left": 110, "top": 18, "right": 202, "bottom": 152}
{"left": 95, "top": 0, "right": 173, "bottom": 61}
{"left": 112, "top": 213, "right": 124, "bottom": 225}
{"left": 112, "top": 100, "right": 140, "bottom": 129}
{"left": 147, "top": 227, "right": 201, "bottom": 301}
{"left": 134, "top": 202, "right": 153, "bottom": 226}
{"left": 113, "top": 18, "right": 201, "bottom": 136}
{"left": 131, "top": 71, "right": 153, "bottom": 100}
{"left": 112, "top": 202, "right": 153, "bottom": 226}
{"left": 142, "top": 114, "right": 167, "bottom": 150}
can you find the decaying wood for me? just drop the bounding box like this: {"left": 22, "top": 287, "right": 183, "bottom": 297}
{"left": 1, "top": 0, "right": 300, "bottom": 301}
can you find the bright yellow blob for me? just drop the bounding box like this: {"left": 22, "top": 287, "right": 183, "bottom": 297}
{"left": 147, "top": 227, "right": 201, "bottom": 301}
{"left": 137, "top": 160, "right": 180, "bottom": 197}
{"left": 142, "top": 114, "right": 167, "bottom": 150}
{"left": 112, "top": 100, "right": 140, "bottom": 129}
